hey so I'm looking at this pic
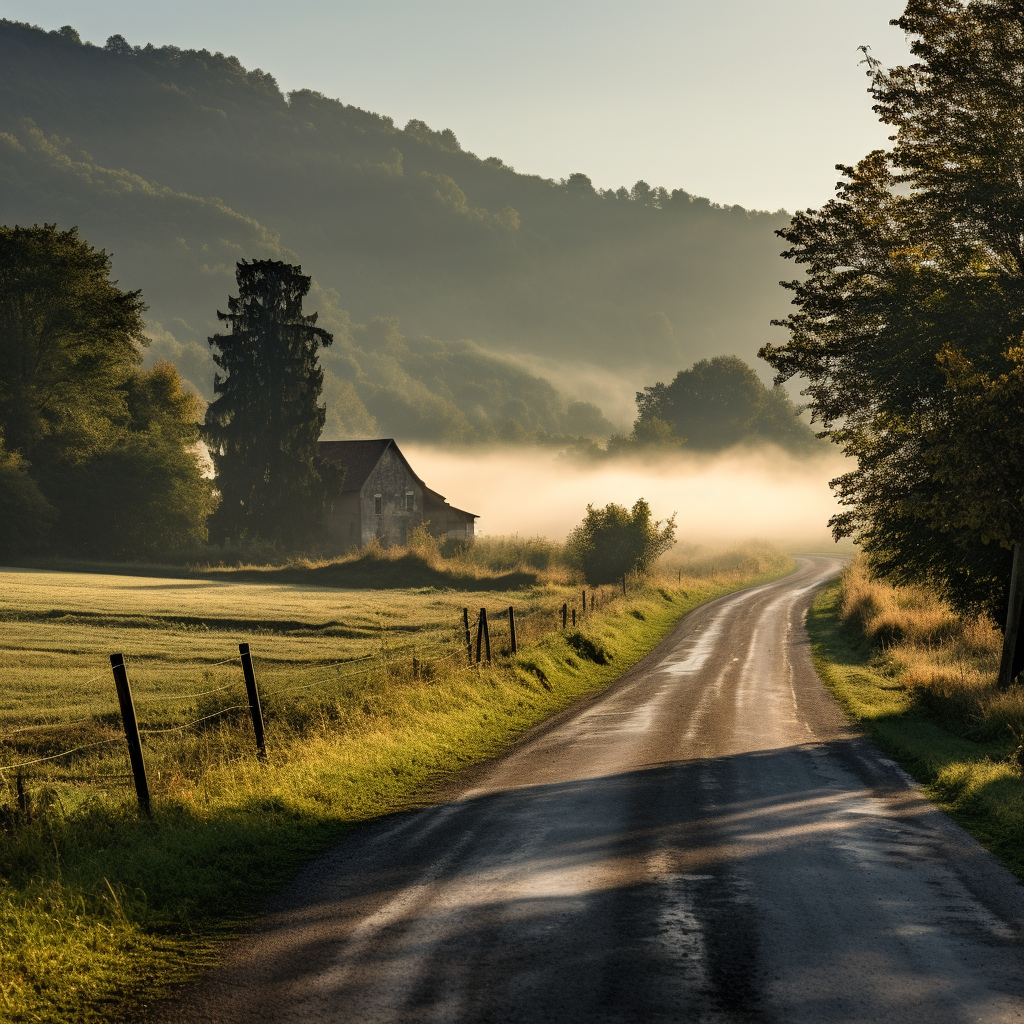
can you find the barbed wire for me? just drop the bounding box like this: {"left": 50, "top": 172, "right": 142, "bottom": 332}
{"left": 0, "top": 737, "right": 123, "bottom": 773}
{"left": 1, "top": 604, "right": 577, "bottom": 780}
{"left": 134, "top": 679, "right": 239, "bottom": 704}
{"left": 138, "top": 705, "right": 251, "bottom": 736}
{"left": 5, "top": 717, "right": 104, "bottom": 737}
{"left": 126, "top": 654, "right": 242, "bottom": 674}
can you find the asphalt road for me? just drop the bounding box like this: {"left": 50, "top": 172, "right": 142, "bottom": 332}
{"left": 158, "top": 556, "right": 1024, "bottom": 1023}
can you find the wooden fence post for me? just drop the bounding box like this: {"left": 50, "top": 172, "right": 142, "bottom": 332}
{"left": 238, "top": 643, "right": 267, "bottom": 761}
{"left": 508, "top": 605, "right": 518, "bottom": 655}
{"left": 463, "top": 608, "right": 473, "bottom": 665}
{"left": 572, "top": 608, "right": 576, "bottom": 627}
{"left": 582, "top": 589, "right": 587, "bottom": 615}
{"left": 109, "top": 653, "right": 151, "bottom": 818}
{"left": 561, "top": 603, "right": 568, "bottom": 630}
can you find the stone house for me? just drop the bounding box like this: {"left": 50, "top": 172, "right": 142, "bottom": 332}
{"left": 318, "top": 439, "right": 477, "bottom": 548}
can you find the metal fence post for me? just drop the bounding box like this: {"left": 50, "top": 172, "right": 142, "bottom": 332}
{"left": 109, "top": 653, "right": 151, "bottom": 818}
{"left": 238, "top": 643, "right": 267, "bottom": 761}
{"left": 463, "top": 607, "right": 473, "bottom": 665}
{"left": 508, "top": 605, "right": 517, "bottom": 655}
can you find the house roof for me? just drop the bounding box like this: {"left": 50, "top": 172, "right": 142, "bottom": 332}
{"left": 318, "top": 439, "right": 418, "bottom": 492}
{"left": 317, "top": 439, "right": 477, "bottom": 518}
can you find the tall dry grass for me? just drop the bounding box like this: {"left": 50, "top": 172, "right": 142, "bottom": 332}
{"left": 839, "top": 557, "right": 1024, "bottom": 748}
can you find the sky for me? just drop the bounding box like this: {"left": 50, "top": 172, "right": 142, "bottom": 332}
{"left": 3, "top": 1, "right": 912, "bottom": 212}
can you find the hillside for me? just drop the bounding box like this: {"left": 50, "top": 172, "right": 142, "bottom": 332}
{"left": 0, "top": 20, "right": 791, "bottom": 437}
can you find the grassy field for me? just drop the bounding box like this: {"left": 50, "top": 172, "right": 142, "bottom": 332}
{"left": 807, "top": 557, "right": 1024, "bottom": 880}
{"left": 0, "top": 540, "right": 792, "bottom": 1023}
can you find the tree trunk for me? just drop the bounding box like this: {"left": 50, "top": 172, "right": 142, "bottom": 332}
{"left": 997, "top": 542, "right": 1024, "bottom": 690}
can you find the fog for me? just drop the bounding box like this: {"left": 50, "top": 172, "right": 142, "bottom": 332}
{"left": 405, "top": 444, "right": 850, "bottom": 550}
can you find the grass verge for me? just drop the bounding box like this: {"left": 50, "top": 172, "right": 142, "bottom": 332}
{"left": 1, "top": 546, "right": 792, "bottom": 1023}
{"left": 806, "top": 567, "right": 1024, "bottom": 881}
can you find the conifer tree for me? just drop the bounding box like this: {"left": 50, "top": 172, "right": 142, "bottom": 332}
{"left": 204, "top": 260, "right": 335, "bottom": 547}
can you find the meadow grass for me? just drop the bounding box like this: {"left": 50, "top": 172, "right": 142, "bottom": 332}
{"left": 0, "top": 541, "right": 793, "bottom": 1023}
{"left": 807, "top": 557, "right": 1024, "bottom": 879}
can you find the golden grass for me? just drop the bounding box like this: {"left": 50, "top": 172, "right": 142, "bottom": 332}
{"left": 836, "top": 557, "right": 1024, "bottom": 744}
{"left": 807, "top": 557, "right": 1024, "bottom": 883}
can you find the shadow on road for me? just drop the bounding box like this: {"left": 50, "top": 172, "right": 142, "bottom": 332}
{"left": 179, "top": 740, "right": 1011, "bottom": 1024}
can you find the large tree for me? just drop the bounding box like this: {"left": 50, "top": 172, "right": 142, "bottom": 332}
{"left": 0, "top": 223, "right": 214, "bottom": 557}
{"left": 761, "top": 1, "right": 1024, "bottom": 685}
{"left": 204, "top": 260, "right": 337, "bottom": 547}
{"left": 629, "top": 355, "right": 821, "bottom": 453}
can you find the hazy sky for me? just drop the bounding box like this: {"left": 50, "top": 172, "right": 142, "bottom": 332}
{"left": 5, "top": 1, "right": 911, "bottom": 212}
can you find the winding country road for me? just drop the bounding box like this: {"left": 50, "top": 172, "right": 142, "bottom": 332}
{"left": 159, "top": 556, "right": 1024, "bottom": 1023}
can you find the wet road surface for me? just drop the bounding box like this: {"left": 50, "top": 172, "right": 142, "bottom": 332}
{"left": 157, "top": 556, "right": 1024, "bottom": 1023}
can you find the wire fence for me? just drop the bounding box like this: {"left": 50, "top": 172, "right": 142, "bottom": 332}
{"left": 1, "top": 586, "right": 621, "bottom": 817}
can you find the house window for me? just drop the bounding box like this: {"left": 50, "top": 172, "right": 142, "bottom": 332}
{"left": 374, "top": 494, "right": 382, "bottom": 515}
{"left": 405, "top": 491, "right": 414, "bottom": 512}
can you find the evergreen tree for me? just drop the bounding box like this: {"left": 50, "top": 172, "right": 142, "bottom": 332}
{"left": 204, "top": 260, "right": 336, "bottom": 547}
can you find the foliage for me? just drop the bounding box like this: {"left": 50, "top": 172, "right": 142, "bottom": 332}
{"left": 618, "top": 355, "right": 821, "bottom": 453}
{"left": 0, "top": 18, "right": 791, "bottom": 442}
{"left": 204, "top": 260, "right": 336, "bottom": 548}
{"left": 565, "top": 499, "right": 676, "bottom": 584}
{"left": 0, "top": 223, "right": 213, "bottom": 558}
{"left": 49, "top": 362, "right": 219, "bottom": 558}
{"left": 0, "top": 433, "right": 53, "bottom": 555}
{"left": 0, "top": 222, "right": 146, "bottom": 461}
{"left": 760, "top": 2, "right": 1024, "bottom": 625}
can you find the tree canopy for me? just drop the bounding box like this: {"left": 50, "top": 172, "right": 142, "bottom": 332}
{"left": 0, "top": 223, "right": 214, "bottom": 557}
{"left": 612, "top": 355, "right": 821, "bottom": 454}
{"left": 760, "top": 0, "right": 1024, "bottom": 636}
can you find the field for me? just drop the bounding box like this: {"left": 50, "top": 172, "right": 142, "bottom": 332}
{"left": 0, "top": 541, "right": 793, "bottom": 1023}
{"left": 807, "top": 556, "right": 1024, "bottom": 880}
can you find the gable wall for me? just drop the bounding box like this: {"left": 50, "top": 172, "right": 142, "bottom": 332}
{"left": 360, "top": 447, "right": 424, "bottom": 545}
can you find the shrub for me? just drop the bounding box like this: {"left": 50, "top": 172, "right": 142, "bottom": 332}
{"left": 565, "top": 499, "right": 676, "bottom": 585}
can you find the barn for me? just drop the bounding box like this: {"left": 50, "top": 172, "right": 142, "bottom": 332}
{"left": 318, "top": 439, "right": 477, "bottom": 548}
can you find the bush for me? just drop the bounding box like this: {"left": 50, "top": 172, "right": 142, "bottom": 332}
{"left": 565, "top": 499, "right": 676, "bottom": 585}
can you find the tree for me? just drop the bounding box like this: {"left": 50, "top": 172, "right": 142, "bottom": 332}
{"left": 761, "top": 1, "right": 1024, "bottom": 685}
{"left": 566, "top": 499, "right": 676, "bottom": 585}
{"left": 204, "top": 260, "right": 337, "bottom": 547}
{"left": 0, "top": 223, "right": 214, "bottom": 557}
{"left": 0, "top": 223, "right": 147, "bottom": 465}
{"left": 0, "top": 432, "right": 54, "bottom": 556}
{"left": 629, "top": 355, "right": 820, "bottom": 452}
{"left": 50, "top": 361, "right": 218, "bottom": 558}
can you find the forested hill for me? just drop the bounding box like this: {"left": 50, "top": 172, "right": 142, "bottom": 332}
{"left": 0, "top": 19, "right": 790, "bottom": 439}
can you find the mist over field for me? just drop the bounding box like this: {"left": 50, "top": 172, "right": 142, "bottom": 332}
{"left": 405, "top": 444, "right": 847, "bottom": 549}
